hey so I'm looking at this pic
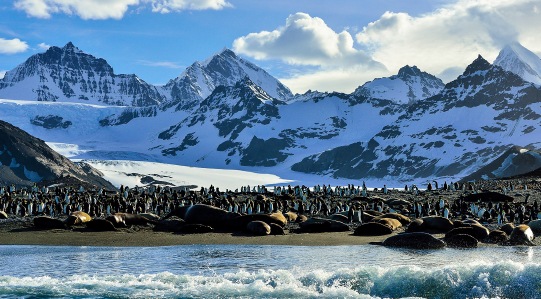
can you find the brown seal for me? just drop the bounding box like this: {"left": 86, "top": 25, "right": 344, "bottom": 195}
{"left": 373, "top": 218, "right": 402, "bottom": 230}
{"left": 85, "top": 218, "right": 117, "bottom": 231}
{"left": 33, "top": 216, "right": 66, "bottom": 229}
{"left": 246, "top": 220, "right": 271, "bottom": 236}
{"left": 372, "top": 213, "right": 411, "bottom": 225}
{"left": 65, "top": 211, "right": 92, "bottom": 226}
{"left": 299, "top": 217, "right": 350, "bottom": 233}
{"left": 509, "top": 224, "right": 535, "bottom": 245}
{"left": 445, "top": 234, "right": 478, "bottom": 248}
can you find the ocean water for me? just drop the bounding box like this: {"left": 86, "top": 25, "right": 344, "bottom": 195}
{"left": 1, "top": 244, "right": 541, "bottom": 299}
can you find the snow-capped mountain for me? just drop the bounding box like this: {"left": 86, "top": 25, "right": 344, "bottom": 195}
{"left": 0, "top": 42, "right": 165, "bottom": 107}
{"left": 0, "top": 42, "right": 541, "bottom": 187}
{"left": 353, "top": 65, "right": 445, "bottom": 104}
{"left": 494, "top": 42, "right": 541, "bottom": 85}
{"left": 292, "top": 55, "right": 541, "bottom": 182}
{"left": 161, "top": 48, "right": 293, "bottom": 111}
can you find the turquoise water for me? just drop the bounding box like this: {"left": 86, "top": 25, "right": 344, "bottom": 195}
{"left": 1, "top": 244, "right": 541, "bottom": 298}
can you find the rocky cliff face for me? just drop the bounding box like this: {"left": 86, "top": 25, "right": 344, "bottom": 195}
{"left": 0, "top": 120, "right": 115, "bottom": 189}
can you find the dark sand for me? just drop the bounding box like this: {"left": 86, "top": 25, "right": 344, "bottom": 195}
{"left": 0, "top": 218, "right": 390, "bottom": 247}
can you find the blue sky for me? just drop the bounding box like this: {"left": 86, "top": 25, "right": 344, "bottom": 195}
{"left": 1, "top": 0, "right": 540, "bottom": 94}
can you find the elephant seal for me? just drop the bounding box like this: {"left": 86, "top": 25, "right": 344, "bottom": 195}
{"left": 0, "top": 211, "right": 8, "bottom": 219}
{"left": 296, "top": 214, "right": 308, "bottom": 223}
{"left": 139, "top": 213, "right": 160, "bottom": 222}
{"left": 85, "top": 219, "right": 117, "bottom": 231}
{"left": 107, "top": 213, "right": 157, "bottom": 227}
{"left": 508, "top": 224, "right": 535, "bottom": 245}
{"left": 183, "top": 204, "right": 240, "bottom": 228}
{"left": 230, "top": 213, "right": 287, "bottom": 230}
{"left": 354, "top": 222, "right": 393, "bottom": 236}
{"left": 412, "top": 216, "right": 454, "bottom": 233}
{"left": 373, "top": 213, "right": 411, "bottom": 225}
{"left": 373, "top": 218, "right": 402, "bottom": 230}
{"left": 445, "top": 234, "right": 479, "bottom": 248}
{"left": 176, "top": 224, "right": 213, "bottom": 234}
{"left": 487, "top": 230, "right": 509, "bottom": 244}
{"left": 65, "top": 211, "right": 92, "bottom": 226}
{"left": 500, "top": 223, "right": 515, "bottom": 235}
{"left": 284, "top": 211, "right": 298, "bottom": 222}
{"left": 33, "top": 216, "right": 66, "bottom": 229}
{"left": 154, "top": 217, "right": 186, "bottom": 232}
{"left": 330, "top": 214, "right": 349, "bottom": 224}
{"left": 247, "top": 220, "right": 271, "bottom": 236}
{"left": 269, "top": 223, "right": 286, "bottom": 235}
{"left": 445, "top": 225, "right": 489, "bottom": 242}
{"left": 406, "top": 218, "right": 424, "bottom": 232}
{"left": 299, "top": 217, "right": 350, "bottom": 233}
{"left": 527, "top": 219, "right": 541, "bottom": 234}
{"left": 382, "top": 232, "right": 446, "bottom": 249}
{"left": 161, "top": 206, "right": 191, "bottom": 220}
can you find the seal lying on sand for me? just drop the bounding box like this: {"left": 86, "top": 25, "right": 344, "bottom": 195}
{"left": 508, "top": 224, "right": 535, "bottom": 246}
{"left": 106, "top": 213, "right": 158, "bottom": 227}
{"left": 380, "top": 232, "right": 446, "bottom": 249}
{"left": 182, "top": 204, "right": 240, "bottom": 228}
{"left": 33, "top": 216, "right": 66, "bottom": 230}
{"left": 445, "top": 234, "right": 478, "bottom": 248}
{"left": 406, "top": 216, "right": 453, "bottom": 233}
{"left": 65, "top": 211, "right": 92, "bottom": 226}
{"left": 246, "top": 220, "right": 271, "bottom": 236}
{"left": 299, "top": 217, "right": 350, "bottom": 233}
{"left": 85, "top": 218, "right": 117, "bottom": 231}
{"left": 354, "top": 222, "right": 393, "bottom": 236}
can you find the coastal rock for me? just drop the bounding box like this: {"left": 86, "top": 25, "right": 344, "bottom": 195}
{"left": 354, "top": 222, "right": 393, "bottom": 236}
{"left": 382, "top": 232, "right": 446, "bottom": 249}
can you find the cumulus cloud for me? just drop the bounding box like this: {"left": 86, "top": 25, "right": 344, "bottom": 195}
{"left": 151, "top": 0, "right": 232, "bottom": 13}
{"left": 0, "top": 38, "right": 29, "bottom": 54}
{"left": 233, "top": 12, "right": 387, "bottom": 93}
{"left": 356, "top": 0, "right": 541, "bottom": 82}
{"left": 38, "top": 42, "right": 51, "bottom": 50}
{"left": 13, "top": 0, "right": 232, "bottom": 19}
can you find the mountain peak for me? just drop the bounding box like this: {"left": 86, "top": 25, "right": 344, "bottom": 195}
{"left": 61, "top": 42, "right": 83, "bottom": 54}
{"left": 494, "top": 42, "right": 541, "bottom": 85}
{"left": 463, "top": 54, "right": 491, "bottom": 76}
{"left": 397, "top": 65, "right": 421, "bottom": 78}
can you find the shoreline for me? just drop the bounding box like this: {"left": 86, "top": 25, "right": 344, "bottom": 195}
{"left": 0, "top": 223, "right": 391, "bottom": 247}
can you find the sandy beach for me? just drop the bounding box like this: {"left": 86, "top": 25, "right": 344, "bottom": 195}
{"left": 0, "top": 218, "right": 391, "bottom": 247}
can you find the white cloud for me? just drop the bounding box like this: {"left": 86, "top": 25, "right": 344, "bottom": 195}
{"left": 0, "top": 38, "right": 29, "bottom": 54}
{"left": 138, "top": 60, "right": 184, "bottom": 69}
{"left": 38, "top": 42, "right": 51, "bottom": 50}
{"left": 151, "top": 0, "right": 232, "bottom": 13}
{"left": 233, "top": 12, "right": 387, "bottom": 93}
{"left": 0, "top": 71, "right": 6, "bottom": 79}
{"left": 356, "top": 0, "right": 541, "bottom": 82}
{"left": 13, "top": 0, "right": 231, "bottom": 19}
